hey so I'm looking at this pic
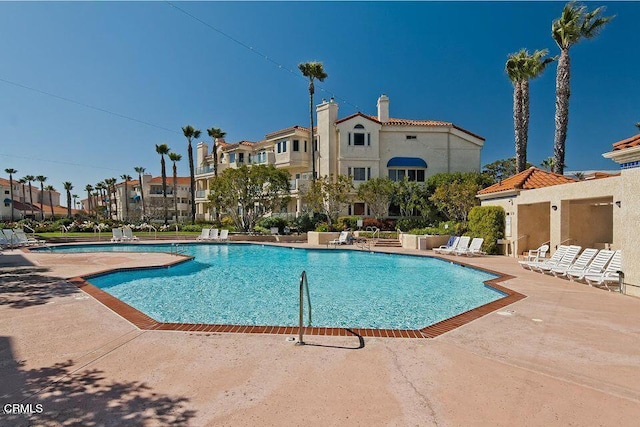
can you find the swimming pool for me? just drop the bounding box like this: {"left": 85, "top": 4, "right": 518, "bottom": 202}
{"left": 53, "top": 243, "right": 504, "bottom": 330}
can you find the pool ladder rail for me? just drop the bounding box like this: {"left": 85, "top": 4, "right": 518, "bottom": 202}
{"left": 297, "top": 270, "right": 312, "bottom": 345}
{"left": 170, "top": 243, "right": 187, "bottom": 256}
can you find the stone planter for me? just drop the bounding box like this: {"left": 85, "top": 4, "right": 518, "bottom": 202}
{"left": 307, "top": 231, "right": 341, "bottom": 246}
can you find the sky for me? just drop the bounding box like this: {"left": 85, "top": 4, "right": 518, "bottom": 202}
{"left": 1, "top": 1, "right": 638, "bottom": 206}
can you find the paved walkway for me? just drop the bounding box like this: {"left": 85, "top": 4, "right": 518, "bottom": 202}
{"left": 1, "top": 243, "right": 639, "bottom": 426}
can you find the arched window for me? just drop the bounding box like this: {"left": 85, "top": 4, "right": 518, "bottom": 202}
{"left": 354, "top": 124, "right": 365, "bottom": 129}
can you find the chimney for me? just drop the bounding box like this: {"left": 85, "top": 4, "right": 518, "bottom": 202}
{"left": 377, "top": 94, "right": 389, "bottom": 123}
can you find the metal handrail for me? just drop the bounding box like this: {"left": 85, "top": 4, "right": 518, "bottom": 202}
{"left": 93, "top": 225, "right": 101, "bottom": 241}
{"left": 558, "top": 238, "right": 573, "bottom": 245}
{"left": 297, "top": 271, "right": 312, "bottom": 345}
{"left": 23, "top": 224, "right": 35, "bottom": 234}
{"left": 147, "top": 224, "right": 157, "bottom": 240}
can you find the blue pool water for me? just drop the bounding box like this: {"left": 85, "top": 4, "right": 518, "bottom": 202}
{"left": 50, "top": 243, "right": 503, "bottom": 329}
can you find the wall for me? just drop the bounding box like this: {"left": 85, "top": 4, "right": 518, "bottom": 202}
{"left": 618, "top": 167, "right": 640, "bottom": 296}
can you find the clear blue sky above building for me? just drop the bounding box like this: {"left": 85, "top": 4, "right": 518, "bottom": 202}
{"left": 1, "top": 1, "right": 638, "bottom": 203}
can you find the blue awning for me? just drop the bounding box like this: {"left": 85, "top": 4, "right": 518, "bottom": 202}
{"left": 132, "top": 195, "right": 141, "bottom": 201}
{"left": 387, "top": 157, "right": 427, "bottom": 168}
{"left": 4, "top": 198, "right": 12, "bottom": 203}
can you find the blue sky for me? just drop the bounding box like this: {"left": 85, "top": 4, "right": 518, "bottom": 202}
{"left": 1, "top": 1, "right": 638, "bottom": 204}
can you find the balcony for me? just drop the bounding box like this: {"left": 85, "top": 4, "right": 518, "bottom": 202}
{"left": 289, "top": 176, "right": 312, "bottom": 193}
{"left": 195, "top": 165, "right": 215, "bottom": 176}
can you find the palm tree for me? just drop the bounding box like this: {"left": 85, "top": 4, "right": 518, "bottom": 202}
{"left": 18, "top": 178, "right": 27, "bottom": 218}
{"left": 182, "top": 125, "right": 201, "bottom": 224}
{"left": 551, "top": 2, "right": 613, "bottom": 175}
{"left": 506, "top": 49, "right": 555, "bottom": 173}
{"left": 206, "top": 127, "right": 226, "bottom": 177}
{"left": 635, "top": 122, "right": 640, "bottom": 131}
{"left": 540, "top": 157, "right": 556, "bottom": 171}
{"left": 120, "top": 174, "right": 132, "bottom": 222}
{"left": 95, "top": 182, "right": 106, "bottom": 219}
{"left": 4, "top": 168, "right": 17, "bottom": 222}
{"left": 35, "top": 176, "right": 47, "bottom": 220}
{"left": 44, "top": 185, "right": 56, "bottom": 219}
{"left": 298, "top": 61, "right": 328, "bottom": 181}
{"left": 104, "top": 178, "right": 117, "bottom": 219}
{"left": 156, "top": 143, "right": 171, "bottom": 224}
{"left": 24, "top": 175, "right": 35, "bottom": 218}
{"left": 169, "top": 152, "right": 182, "bottom": 223}
{"left": 85, "top": 184, "right": 93, "bottom": 215}
{"left": 72, "top": 194, "right": 79, "bottom": 211}
{"left": 134, "top": 166, "right": 146, "bottom": 220}
{"left": 573, "top": 172, "right": 586, "bottom": 180}
{"left": 63, "top": 182, "right": 73, "bottom": 218}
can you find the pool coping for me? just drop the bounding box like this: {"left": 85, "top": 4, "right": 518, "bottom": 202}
{"left": 61, "top": 243, "right": 525, "bottom": 339}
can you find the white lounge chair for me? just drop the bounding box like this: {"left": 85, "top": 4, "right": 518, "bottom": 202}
{"left": 583, "top": 250, "right": 623, "bottom": 291}
{"left": 208, "top": 228, "right": 219, "bottom": 240}
{"left": 531, "top": 245, "right": 581, "bottom": 274}
{"left": 218, "top": 229, "right": 229, "bottom": 241}
{"left": 550, "top": 248, "right": 598, "bottom": 277}
{"left": 13, "top": 229, "right": 45, "bottom": 246}
{"left": 521, "top": 245, "right": 569, "bottom": 270}
{"left": 0, "top": 230, "right": 12, "bottom": 249}
{"left": 434, "top": 236, "right": 459, "bottom": 254}
{"left": 111, "top": 228, "right": 124, "bottom": 242}
{"left": 518, "top": 244, "right": 550, "bottom": 266}
{"left": 2, "top": 229, "right": 19, "bottom": 247}
{"left": 122, "top": 226, "right": 139, "bottom": 241}
{"left": 328, "top": 231, "right": 349, "bottom": 247}
{"left": 458, "top": 237, "right": 485, "bottom": 256}
{"left": 439, "top": 236, "right": 470, "bottom": 255}
{"left": 270, "top": 227, "right": 279, "bottom": 235}
{"left": 565, "top": 249, "right": 615, "bottom": 282}
{"left": 196, "top": 228, "right": 210, "bottom": 241}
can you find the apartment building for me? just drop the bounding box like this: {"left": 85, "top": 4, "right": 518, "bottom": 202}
{"left": 0, "top": 177, "right": 62, "bottom": 220}
{"left": 194, "top": 94, "right": 485, "bottom": 221}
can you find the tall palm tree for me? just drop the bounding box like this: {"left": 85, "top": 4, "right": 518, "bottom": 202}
{"left": 551, "top": 1, "right": 613, "bottom": 175}
{"left": 95, "top": 182, "right": 106, "bottom": 219}
{"left": 206, "top": 127, "right": 226, "bottom": 177}
{"left": 63, "top": 182, "right": 73, "bottom": 218}
{"left": 134, "top": 166, "right": 146, "bottom": 220}
{"left": 120, "top": 175, "right": 132, "bottom": 222}
{"left": 540, "top": 157, "right": 556, "bottom": 171}
{"left": 104, "top": 178, "right": 117, "bottom": 219}
{"left": 44, "top": 185, "right": 56, "bottom": 219}
{"left": 35, "top": 176, "right": 47, "bottom": 220}
{"left": 85, "top": 184, "right": 93, "bottom": 216}
{"left": 18, "top": 178, "right": 27, "bottom": 218}
{"left": 24, "top": 175, "right": 35, "bottom": 218}
{"left": 72, "top": 194, "right": 79, "bottom": 211}
{"left": 4, "top": 168, "right": 17, "bottom": 222}
{"left": 156, "top": 143, "right": 171, "bottom": 224}
{"left": 506, "top": 49, "right": 555, "bottom": 173}
{"left": 298, "top": 61, "right": 328, "bottom": 181}
{"left": 168, "top": 152, "right": 182, "bottom": 223}
{"left": 182, "top": 125, "right": 201, "bottom": 224}
{"left": 635, "top": 122, "right": 640, "bottom": 131}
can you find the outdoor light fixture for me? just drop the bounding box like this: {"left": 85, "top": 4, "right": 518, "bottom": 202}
{"left": 615, "top": 201, "right": 622, "bottom": 207}
{"left": 551, "top": 205, "right": 558, "bottom": 211}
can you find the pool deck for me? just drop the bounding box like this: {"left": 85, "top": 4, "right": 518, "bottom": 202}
{"left": 1, "top": 242, "right": 639, "bottom": 425}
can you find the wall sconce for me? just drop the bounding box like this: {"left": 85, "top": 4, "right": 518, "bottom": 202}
{"left": 508, "top": 199, "right": 513, "bottom": 205}
{"left": 551, "top": 205, "right": 558, "bottom": 211}
{"left": 615, "top": 201, "right": 621, "bottom": 207}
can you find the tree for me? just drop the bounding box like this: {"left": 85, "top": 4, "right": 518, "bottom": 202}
{"left": 208, "top": 165, "right": 291, "bottom": 232}
{"left": 540, "top": 157, "right": 556, "bottom": 171}
{"left": 63, "top": 182, "right": 73, "bottom": 218}
{"left": 552, "top": 2, "right": 613, "bottom": 175}
{"left": 4, "top": 168, "right": 17, "bottom": 222}
{"left": 298, "top": 61, "right": 328, "bottom": 181}
{"left": 182, "top": 125, "right": 201, "bottom": 224}
{"left": 95, "top": 182, "right": 107, "bottom": 219}
{"left": 134, "top": 166, "right": 146, "bottom": 220}
{"left": 85, "top": 184, "right": 93, "bottom": 215}
{"left": 303, "top": 174, "right": 353, "bottom": 228}
{"left": 35, "top": 176, "right": 47, "bottom": 220}
{"left": 24, "top": 175, "right": 35, "bottom": 218}
{"left": 45, "top": 185, "right": 56, "bottom": 219}
{"left": 482, "top": 158, "right": 534, "bottom": 182}
{"left": 635, "top": 122, "right": 640, "bottom": 131}
{"left": 168, "top": 153, "right": 182, "bottom": 222}
{"left": 356, "top": 177, "right": 394, "bottom": 219}
{"left": 506, "top": 49, "right": 555, "bottom": 173}
{"left": 573, "top": 172, "right": 586, "bottom": 180}
{"left": 72, "top": 194, "right": 79, "bottom": 211}
{"left": 104, "top": 178, "right": 117, "bottom": 219}
{"left": 155, "top": 143, "right": 171, "bottom": 225}
{"left": 206, "top": 127, "right": 226, "bottom": 177}
{"left": 429, "top": 180, "right": 481, "bottom": 222}
{"left": 120, "top": 175, "right": 132, "bottom": 221}
{"left": 392, "top": 178, "right": 430, "bottom": 218}
{"left": 18, "top": 178, "right": 27, "bottom": 218}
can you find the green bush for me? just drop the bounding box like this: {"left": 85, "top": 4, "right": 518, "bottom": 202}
{"left": 252, "top": 225, "right": 269, "bottom": 235}
{"left": 336, "top": 216, "right": 360, "bottom": 230}
{"left": 256, "top": 216, "right": 289, "bottom": 233}
{"left": 396, "top": 217, "right": 432, "bottom": 231}
{"left": 179, "top": 224, "right": 205, "bottom": 232}
{"left": 467, "top": 206, "right": 505, "bottom": 255}
{"left": 315, "top": 222, "right": 329, "bottom": 232}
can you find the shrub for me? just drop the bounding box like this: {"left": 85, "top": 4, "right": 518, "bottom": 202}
{"left": 336, "top": 216, "right": 360, "bottom": 230}
{"left": 315, "top": 223, "right": 329, "bottom": 232}
{"left": 293, "top": 213, "right": 326, "bottom": 233}
{"left": 256, "top": 216, "right": 289, "bottom": 233}
{"left": 396, "top": 217, "right": 432, "bottom": 232}
{"left": 362, "top": 217, "right": 396, "bottom": 231}
{"left": 180, "top": 224, "right": 205, "bottom": 232}
{"left": 467, "top": 206, "right": 505, "bottom": 255}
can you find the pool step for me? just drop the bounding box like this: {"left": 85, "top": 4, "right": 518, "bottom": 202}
{"left": 373, "top": 238, "right": 403, "bottom": 248}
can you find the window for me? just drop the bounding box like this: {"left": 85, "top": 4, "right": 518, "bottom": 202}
{"left": 229, "top": 153, "right": 236, "bottom": 163}
{"left": 4, "top": 190, "right": 8, "bottom": 194}
{"left": 353, "top": 202, "right": 365, "bottom": 215}
{"left": 304, "top": 140, "right": 307, "bottom": 152}
{"left": 406, "top": 135, "right": 417, "bottom": 140}
{"left": 367, "top": 133, "right": 371, "bottom": 146}
{"left": 238, "top": 153, "right": 244, "bottom": 163}
{"left": 353, "top": 133, "right": 365, "bottom": 146}
{"left": 293, "top": 139, "right": 299, "bottom": 152}
{"left": 388, "top": 168, "right": 426, "bottom": 182}
{"left": 282, "top": 140, "right": 287, "bottom": 153}
{"left": 353, "top": 167, "right": 366, "bottom": 181}
{"left": 354, "top": 124, "right": 365, "bottom": 129}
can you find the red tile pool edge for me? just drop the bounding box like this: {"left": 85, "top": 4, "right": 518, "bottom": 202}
{"left": 67, "top": 253, "right": 525, "bottom": 339}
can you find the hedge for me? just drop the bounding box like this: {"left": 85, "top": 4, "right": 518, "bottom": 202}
{"left": 467, "top": 206, "right": 505, "bottom": 255}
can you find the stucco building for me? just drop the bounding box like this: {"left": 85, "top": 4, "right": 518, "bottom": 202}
{"left": 1, "top": 177, "right": 62, "bottom": 220}
{"left": 194, "top": 94, "right": 485, "bottom": 220}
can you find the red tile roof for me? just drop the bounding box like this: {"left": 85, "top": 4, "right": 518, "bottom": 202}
{"left": 264, "top": 125, "right": 310, "bottom": 139}
{"left": 612, "top": 133, "right": 640, "bottom": 151}
{"left": 148, "top": 176, "right": 191, "bottom": 185}
{"left": 478, "top": 167, "right": 578, "bottom": 195}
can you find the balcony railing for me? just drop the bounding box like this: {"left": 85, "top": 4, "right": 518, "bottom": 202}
{"left": 195, "top": 165, "right": 215, "bottom": 175}
{"left": 196, "top": 190, "right": 208, "bottom": 198}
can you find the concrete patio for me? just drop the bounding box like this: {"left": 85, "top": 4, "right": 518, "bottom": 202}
{"left": 1, "top": 244, "right": 639, "bottom": 426}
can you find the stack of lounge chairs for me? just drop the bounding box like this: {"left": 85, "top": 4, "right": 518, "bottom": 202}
{"left": 1, "top": 228, "right": 45, "bottom": 248}
{"left": 520, "top": 244, "right": 623, "bottom": 291}
{"left": 195, "top": 228, "right": 228, "bottom": 242}
{"left": 433, "top": 235, "right": 486, "bottom": 257}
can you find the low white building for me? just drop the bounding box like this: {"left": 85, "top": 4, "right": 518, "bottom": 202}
{"left": 195, "top": 94, "right": 485, "bottom": 221}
